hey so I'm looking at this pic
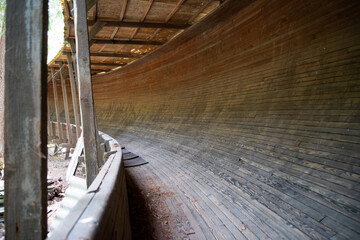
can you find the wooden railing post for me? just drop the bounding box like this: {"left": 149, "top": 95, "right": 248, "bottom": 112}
{"left": 66, "top": 52, "right": 81, "bottom": 138}
{"left": 74, "top": 0, "right": 100, "bottom": 187}
{"left": 4, "top": 0, "right": 48, "bottom": 238}
{"left": 59, "top": 62, "right": 73, "bottom": 147}
{"left": 51, "top": 67, "right": 63, "bottom": 142}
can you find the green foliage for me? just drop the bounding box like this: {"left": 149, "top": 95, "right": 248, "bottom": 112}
{"left": 48, "top": 0, "right": 64, "bottom": 63}
{"left": 0, "top": 0, "right": 5, "bottom": 37}
{"left": 0, "top": 0, "right": 64, "bottom": 60}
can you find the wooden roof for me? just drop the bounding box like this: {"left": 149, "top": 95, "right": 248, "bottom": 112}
{"left": 48, "top": 0, "right": 223, "bottom": 76}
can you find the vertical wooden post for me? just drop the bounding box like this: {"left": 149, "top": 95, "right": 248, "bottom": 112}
{"left": 66, "top": 53, "right": 81, "bottom": 139}
{"left": 69, "top": 39, "right": 79, "bottom": 90}
{"left": 47, "top": 91, "right": 53, "bottom": 139}
{"left": 51, "top": 68, "right": 63, "bottom": 142}
{"left": 59, "top": 62, "right": 73, "bottom": 146}
{"left": 4, "top": 0, "right": 48, "bottom": 238}
{"left": 74, "top": 0, "right": 99, "bottom": 187}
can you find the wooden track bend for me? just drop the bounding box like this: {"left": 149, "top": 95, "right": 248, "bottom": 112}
{"left": 50, "top": 0, "right": 360, "bottom": 239}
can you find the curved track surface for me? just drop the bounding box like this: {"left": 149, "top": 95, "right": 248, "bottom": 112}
{"left": 67, "top": 0, "right": 360, "bottom": 239}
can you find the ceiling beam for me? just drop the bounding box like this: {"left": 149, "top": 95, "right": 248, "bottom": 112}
{"left": 68, "top": 20, "right": 189, "bottom": 29}
{"left": 119, "top": 0, "right": 128, "bottom": 21}
{"left": 90, "top": 39, "right": 164, "bottom": 45}
{"left": 62, "top": 50, "right": 142, "bottom": 58}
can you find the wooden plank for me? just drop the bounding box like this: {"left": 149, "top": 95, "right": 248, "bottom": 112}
{"left": 48, "top": 74, "right": 54, "bottom": 139}
{"left": 4, "top": 0, "right": 48, "bottom": 238}
{"left": 149, "top": 0, "right": 186, "bottom": 40}
{"left": 59, "top": 62, "right": 73, "bottom": 145}
{"left": 63, "top": 50, "right": 142, "bottom": 58}
{"left": 51, "top": 68, "right": 63, "bottom": 142}
{"left": 86, "top": 0, "right": 98, "bottom": 11}
{"left": 119, "top": 0, "right": 128, "bottom": 21}
{"left": 130, "top": 0, "right": 154, "bottom": 40}
{"left": 69, "top": 20, "right": 189, "bottom": 29}
{"left": 66, "top": 53, "right": 81, "bottom": 138}
{"left": 89, "top": 21, "right": 107, "bottom": 41}
{"left": 74, "top": 0, "right": 100, "bottom": 187}
{"left": 91, "top": 39, "right": 164, "bottom": 45}
{"left": 187, "top": 0, "right": 213, "bottom": 24}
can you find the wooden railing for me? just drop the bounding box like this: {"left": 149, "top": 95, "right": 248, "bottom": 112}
{"left": 48, "top": 123, "right": 131, "bottom": 239}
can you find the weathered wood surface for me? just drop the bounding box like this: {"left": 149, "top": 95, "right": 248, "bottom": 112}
{"left": 51, "top": 68, "right": 64, "bottom": 142}
{"left": 87, "top": 0, "right": 360, "bottom": 239}
{"left": 47, "top": 0, "right": 222, "bottom": 74}
{"left": 48, "top": 134, "right": 131, "bottom": 240}
{"left": 66, "top": 53, "right": 81, "bottom": 138}
{"left": 4, "top": 0, "right": 48, "bottom": 238}
{"left": 59, "top": 62, "right": 73, "bottom": 145}
{"left": 73, "top": 0, "right": 99, "bottom": 187}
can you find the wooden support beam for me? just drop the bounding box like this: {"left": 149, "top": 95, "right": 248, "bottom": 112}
{"left": 86, "top": 0, "right": 98, "bottom": 11}
{"left": 59, "top": 62, "right": 73, "bottom": 146}
{"left": 129, "top": 0, "right": 154, "bottom": 40}
{"left": 66, "top": 53, "right": 81, "bottom": 139}
{"left": 150, "top": 0, "right": 186, "bottom": 40}
{"left": 63, "top": 50, "right": 142, "bottom": 58}
{"left": 68, "top": 20, "right": 189, "bottom": 29}
{"left": 187, "top": 0, "right": 213, "bottom": 24}
{"left": 68, "top": 39, "right": 80, "bottom": 94}
{"left": 48, "top": 76, "right": 53, "bottom": 139}
{"left": 91, "top": 39, "right": 164, "bottom": 46}
{"left": 119, "top": 0, "right": 128, "bottom": 21}
{"left": 4, "top": 0, "right": 48, "bottom": 238}
{"left": 56, "top": 60, "right": 126, "bottom": 67}
{"left": 47, "top": 66, "right": 65, "bottom": 82}
{"left": 88, "top": 21, "right": 107, "bottom": 41}
{"left": 51, "top": 68, "right": 64, "bottom": 142}
{"left": 74, "top": 0, "right": 100, "bottom": 187}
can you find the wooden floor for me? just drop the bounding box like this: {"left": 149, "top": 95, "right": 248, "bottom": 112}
{"left": 106, "top": 127, "right": 359, "bottom": 240}
{"left": 71, "top": 0, "right": 360, "bottom": 239}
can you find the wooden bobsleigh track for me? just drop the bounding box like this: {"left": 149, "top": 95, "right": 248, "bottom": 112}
{"left": 89, "top": 0, "right": 360, "bottom": 239}
{"left": 45, "top": 0, "right": 360, "bottom": 239}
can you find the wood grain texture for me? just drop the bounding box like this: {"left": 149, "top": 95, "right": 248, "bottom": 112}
{"left": 86, "top": 0, "right": 360, "bottom": 238}
{"left": 74, "top": 0, "right": 100, "bottom": 187}
{"left": 59, "top": 62, "right": 73, "bottom": 145}
{"left": 4, "top": 0, "right": 48, "bottom": 238}
{"left": 48, "top": 134, "right": 131, "bottom": 240}
{"left": 51, "top": 68, "right": 64, "bottom": 142}
{"left": 66, "top": 53, "right": 81, "bottom": 138}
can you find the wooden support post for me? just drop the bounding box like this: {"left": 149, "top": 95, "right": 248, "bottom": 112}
{"left": 4, "top": 0, "right": 48, "bottom": 238}
{"left": 66, "top": 53, "right": 81, "bottom": 138}
{"left": 59, "top": 62, "right": 73, "bottom": 147}
{"left": 52, "top": 68, "right": 63, "bottom": 142}
{"left": 74, "top": 0, "right": 100, "bottom": 187}
{"left": 47, "top": 91, "right": 53, "bottom": 139}
{"left": 69, "top": 39, "right": 80, "bottom": 93}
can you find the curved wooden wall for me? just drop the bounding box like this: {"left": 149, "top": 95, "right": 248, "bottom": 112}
{"left": 50, "top": 0, "right": 360, "bottom": 238}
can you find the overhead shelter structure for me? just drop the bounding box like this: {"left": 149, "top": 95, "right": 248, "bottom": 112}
{"left": 3, "top": 0, "right": 360, "bottom": 239}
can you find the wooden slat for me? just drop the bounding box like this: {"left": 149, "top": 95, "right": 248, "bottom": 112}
{"left": 119, "top": 0, "right": 128, "bottom": 21}
{"left": 47, "top": 78, "right": 53, "bottom": 138}
{"left": 59, "top": 62, "right": 73, "bottom": 145}
{"left": 51, "top": 68, "right": 63, "bottom": 142}
{"left": 69, "top": 20, "right": 189, "bottom": 29}
{"left": 74, "top": 0, "right": 100, "bottom": 187}
{"left": 130, "top": 0, "right": 154, "bottom": 40}
{"left": 89, "top": 21, "right": 107, "bottom": 41}
{"left": 187, "top": 0, "right": 213, "bottom": 24}
{"left": 86, "top": 0, "right": 98, "bottom": 11}
{"left": 63, "top": 50, "right": 142, "bottom": 58}
{"left": 91, "top": 39, "right": 164, "bottom": 45}
{"left": 66, "top": 53, "right": 81, "bottom": 138}
{"left": 4, "top": 0, "right": 48, "bottom": 238}
{"left": 149, "top": 0, "right": 186, "bottom": 40}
